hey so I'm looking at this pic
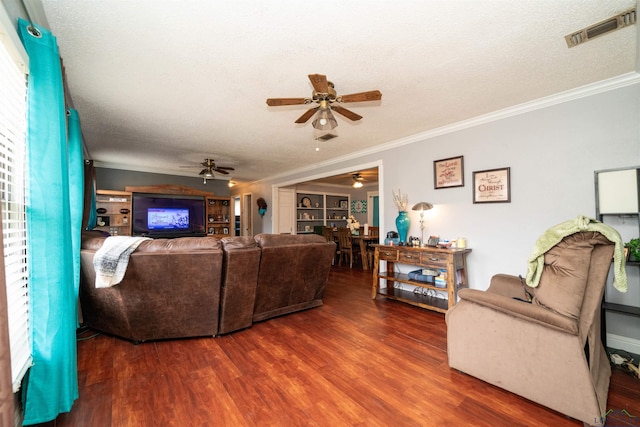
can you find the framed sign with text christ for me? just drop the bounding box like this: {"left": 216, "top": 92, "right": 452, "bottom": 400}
{"left": 473, "top": 167, "right": 511, "bottom": 203}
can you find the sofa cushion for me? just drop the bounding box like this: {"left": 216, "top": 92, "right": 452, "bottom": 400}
{"left": 254, "top": 233, "right": 326, "bottom": 248}
{"left": 81, "top": 232, "right": 221, "bottom": 252}
{"left": 528, "top": 232, "right": 598, "bottom": 319}
{"left": 221, "top": 235, "right": 257, "bottom": 250}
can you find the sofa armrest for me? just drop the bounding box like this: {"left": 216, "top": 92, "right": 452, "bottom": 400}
{"left": 457, "top": 288, "right": 578, "bottom": 335}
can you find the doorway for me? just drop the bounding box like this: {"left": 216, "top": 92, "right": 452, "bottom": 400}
{"left": 234, "top": 197, "right": 241, "bottom": 236}
{"left": 271, "top": 160, "right": 383, "bottom": 236}
{"left": 242, "top": 193, "right": 252, "bottom": 236}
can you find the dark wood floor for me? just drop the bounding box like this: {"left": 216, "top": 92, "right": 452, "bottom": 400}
{"left": 38, "top": 266, "right": 640, "bottom": 426}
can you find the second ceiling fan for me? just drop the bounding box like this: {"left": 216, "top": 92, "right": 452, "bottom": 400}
{"left": 266, "top": 74, "right": 382, "bottom": 130}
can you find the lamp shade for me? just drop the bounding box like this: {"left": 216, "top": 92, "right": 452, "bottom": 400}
{"left": 412, "top": 202, "right": 433, "bottom": 211}
{"left": 199, "top": 169, "right": 214, "bottom": 178}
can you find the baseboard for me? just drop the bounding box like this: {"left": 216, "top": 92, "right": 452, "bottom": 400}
{"left": 606, "top": 333, "right": 640, "bottom": 356}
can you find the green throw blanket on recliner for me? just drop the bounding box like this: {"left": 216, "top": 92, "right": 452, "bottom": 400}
{"left": 525, "top": 215, "right": 627, "bottom": 292}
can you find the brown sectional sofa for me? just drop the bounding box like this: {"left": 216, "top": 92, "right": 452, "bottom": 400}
{"left": 79, "top": 232, "right": 335, "bottom": 342}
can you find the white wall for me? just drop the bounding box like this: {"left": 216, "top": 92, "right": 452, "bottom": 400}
{"left": 245, "top": 79, "right": 640, "bottom": 349}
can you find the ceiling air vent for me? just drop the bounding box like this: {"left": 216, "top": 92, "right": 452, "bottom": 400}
{"left": 315, "top": 133, "right": 337, "bottom": 141}
{"left": 565, "top": 8, "right": 636, "bottom": 48}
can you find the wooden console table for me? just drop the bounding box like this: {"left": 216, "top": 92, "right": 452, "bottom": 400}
{"left": 371, "top": 244, "right": 472, "bottom": 313}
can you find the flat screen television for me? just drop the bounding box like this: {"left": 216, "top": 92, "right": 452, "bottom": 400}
{"left": 131, "top": 193, "right": 206, "bottom": 238}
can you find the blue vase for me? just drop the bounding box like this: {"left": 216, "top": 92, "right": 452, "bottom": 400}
{"left": 395, "top": 211, "right": 410, "bottom": 243}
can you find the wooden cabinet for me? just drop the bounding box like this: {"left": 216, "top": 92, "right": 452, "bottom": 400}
{"left": 95, "top": 190, "right": 132, "bottom": 236}
{"left": 296, "top": 191, "right": 350, "bottom": 234}
{"left": 206, "top": 196, "right": 233, "bottom": 238}
{"left": 371, "top": 245, "right": 472, "bottom": 313}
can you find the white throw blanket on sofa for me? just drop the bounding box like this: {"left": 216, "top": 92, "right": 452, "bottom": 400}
{"left": 93, "top": 236, "right": 151, "bottom": 288}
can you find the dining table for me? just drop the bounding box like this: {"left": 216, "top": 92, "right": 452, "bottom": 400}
{"left": 330, "top": 229, "right": 380, "bottom": 270}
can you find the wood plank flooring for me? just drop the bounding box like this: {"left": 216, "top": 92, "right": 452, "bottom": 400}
{"left": 37, "top": 266, "right": 640, "bottom": 426}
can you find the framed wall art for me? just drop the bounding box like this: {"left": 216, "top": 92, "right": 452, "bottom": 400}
{"left": 473, "top": 167, "right": 511, "bottom": 203}
{"left": 434, "top": 155, "right": 464, "bottom": 189}
{"left": 351, "top": 200, "right": 367, "bottom": 213}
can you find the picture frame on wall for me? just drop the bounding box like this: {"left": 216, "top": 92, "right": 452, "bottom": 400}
{"left": 472, "top": 167, "right": 511, "bottom": 203}
{"left": 434, "top": 155, "right": 464, "bottom": 189}
{"left": 351, "top": 200, "right": 367, "bottom": 213}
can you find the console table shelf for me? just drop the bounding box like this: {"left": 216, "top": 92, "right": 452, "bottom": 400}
{"left": 376, "top": 286, "right": 449, "bottom": 312}
{"left": 371, "top": 244, "right": 472, "bottom": 313}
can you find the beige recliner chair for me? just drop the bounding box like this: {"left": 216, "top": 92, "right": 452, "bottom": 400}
{"left": 446, "top": 231, "right": 618, "bottom": 426}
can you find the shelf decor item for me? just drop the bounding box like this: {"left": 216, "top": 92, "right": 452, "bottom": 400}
{"left": 347, "top": 215, "right": 360, "bottom": 235}
{"left": 392, "top": 189, "right": 409, "bottom": 243}
{"left": 395, "top": 211, "right": 410, "bottom": 243}
{"left": 257, "top": 197, "right": 268, "bottom": 216}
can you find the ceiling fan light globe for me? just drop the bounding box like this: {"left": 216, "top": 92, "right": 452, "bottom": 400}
{"left": 312, "top": 110, "right": 337, "bottom": 130}
{"left": 199, "top": 168, "right": 214, "bottom": 178}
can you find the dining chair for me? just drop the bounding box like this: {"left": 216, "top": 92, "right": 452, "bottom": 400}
{"left": 322, "top": 227, "right": 339, "bottom": 264}
{"left": 337, "top": 227, "right": 360, "bottom": 268}
{"left": 366, "top": 226, "right": 379, "bottom": 268}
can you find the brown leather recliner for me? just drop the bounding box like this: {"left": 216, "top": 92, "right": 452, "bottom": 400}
{"left": 446, "top": 231, "right": 616, "bottom": 426}
{"left": 80, "top": 232, "right": 223, "bottom": 343}
{"left": 252, "top": 233, "right": 336, "bottom": 323}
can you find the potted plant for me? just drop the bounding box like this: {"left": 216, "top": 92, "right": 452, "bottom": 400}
{"left": 625, "top": 238, "right": 640, "bottom": 262}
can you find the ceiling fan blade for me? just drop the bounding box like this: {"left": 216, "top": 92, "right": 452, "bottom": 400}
{"left": 339, "top": 90, "right": 382, "bottom": 103}
{"left": 332, "top": 106, "right": 363, "bottom": 121}
{"left": 215, "top": 167, "right": 235, "bottom": 171}
{"left": 308, "top": 74, "right": 329, "bottom": 93}
{"left": 266, "top": 98, "right": 308, "bottom": 106}
{"left": 213, "top": 168, "right": 230, "bottom": 175}
{"left": 295, "top": 107, "right": 319, "bottom": 124}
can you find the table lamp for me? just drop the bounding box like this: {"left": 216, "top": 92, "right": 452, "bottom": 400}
{"left": 411, "top": 202, "right": 433, "bottom": 246}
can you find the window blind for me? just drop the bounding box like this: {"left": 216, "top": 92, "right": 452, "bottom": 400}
{"left": 0, "top": 19, "right": 31, "bottom": 393}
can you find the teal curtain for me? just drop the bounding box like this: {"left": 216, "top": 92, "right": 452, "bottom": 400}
{"left": 373, "top": 196, "right": 379, "bottom": 227}
{"left": 67, "top": 109, "right": 84, "bottom": 318}
{"left": 18, "top": 20, "right": 80, "bottom": 424}
{"left": 82, "top": 160, "right": 97, "bottom": 231}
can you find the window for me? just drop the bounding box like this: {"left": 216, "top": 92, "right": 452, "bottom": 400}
{"left": 0, "top": 6, "right": 31, "bottom": 392}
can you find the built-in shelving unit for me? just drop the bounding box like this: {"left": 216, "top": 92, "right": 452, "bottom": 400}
{"left": 296, "top": 191, "right": 350, "bottom": 234}
{"left": 205, "top": 196, "right": 233, "bottom": 238}
{"left": 95, "top": 190, "right": 132, "bottom": 236}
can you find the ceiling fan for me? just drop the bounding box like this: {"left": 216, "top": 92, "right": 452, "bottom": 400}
{"left": 352, "top": 173, "right": 364, "bottom": 188}
{"left": 180, "top": 158, "right": 234, "bottom": 183}
{"left": 266, "top": 74, "right": 382, "bottom": 130}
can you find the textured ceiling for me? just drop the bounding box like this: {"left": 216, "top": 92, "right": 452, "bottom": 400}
{"left": 37, "top": 0, "right": 638, "bottom": 185}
